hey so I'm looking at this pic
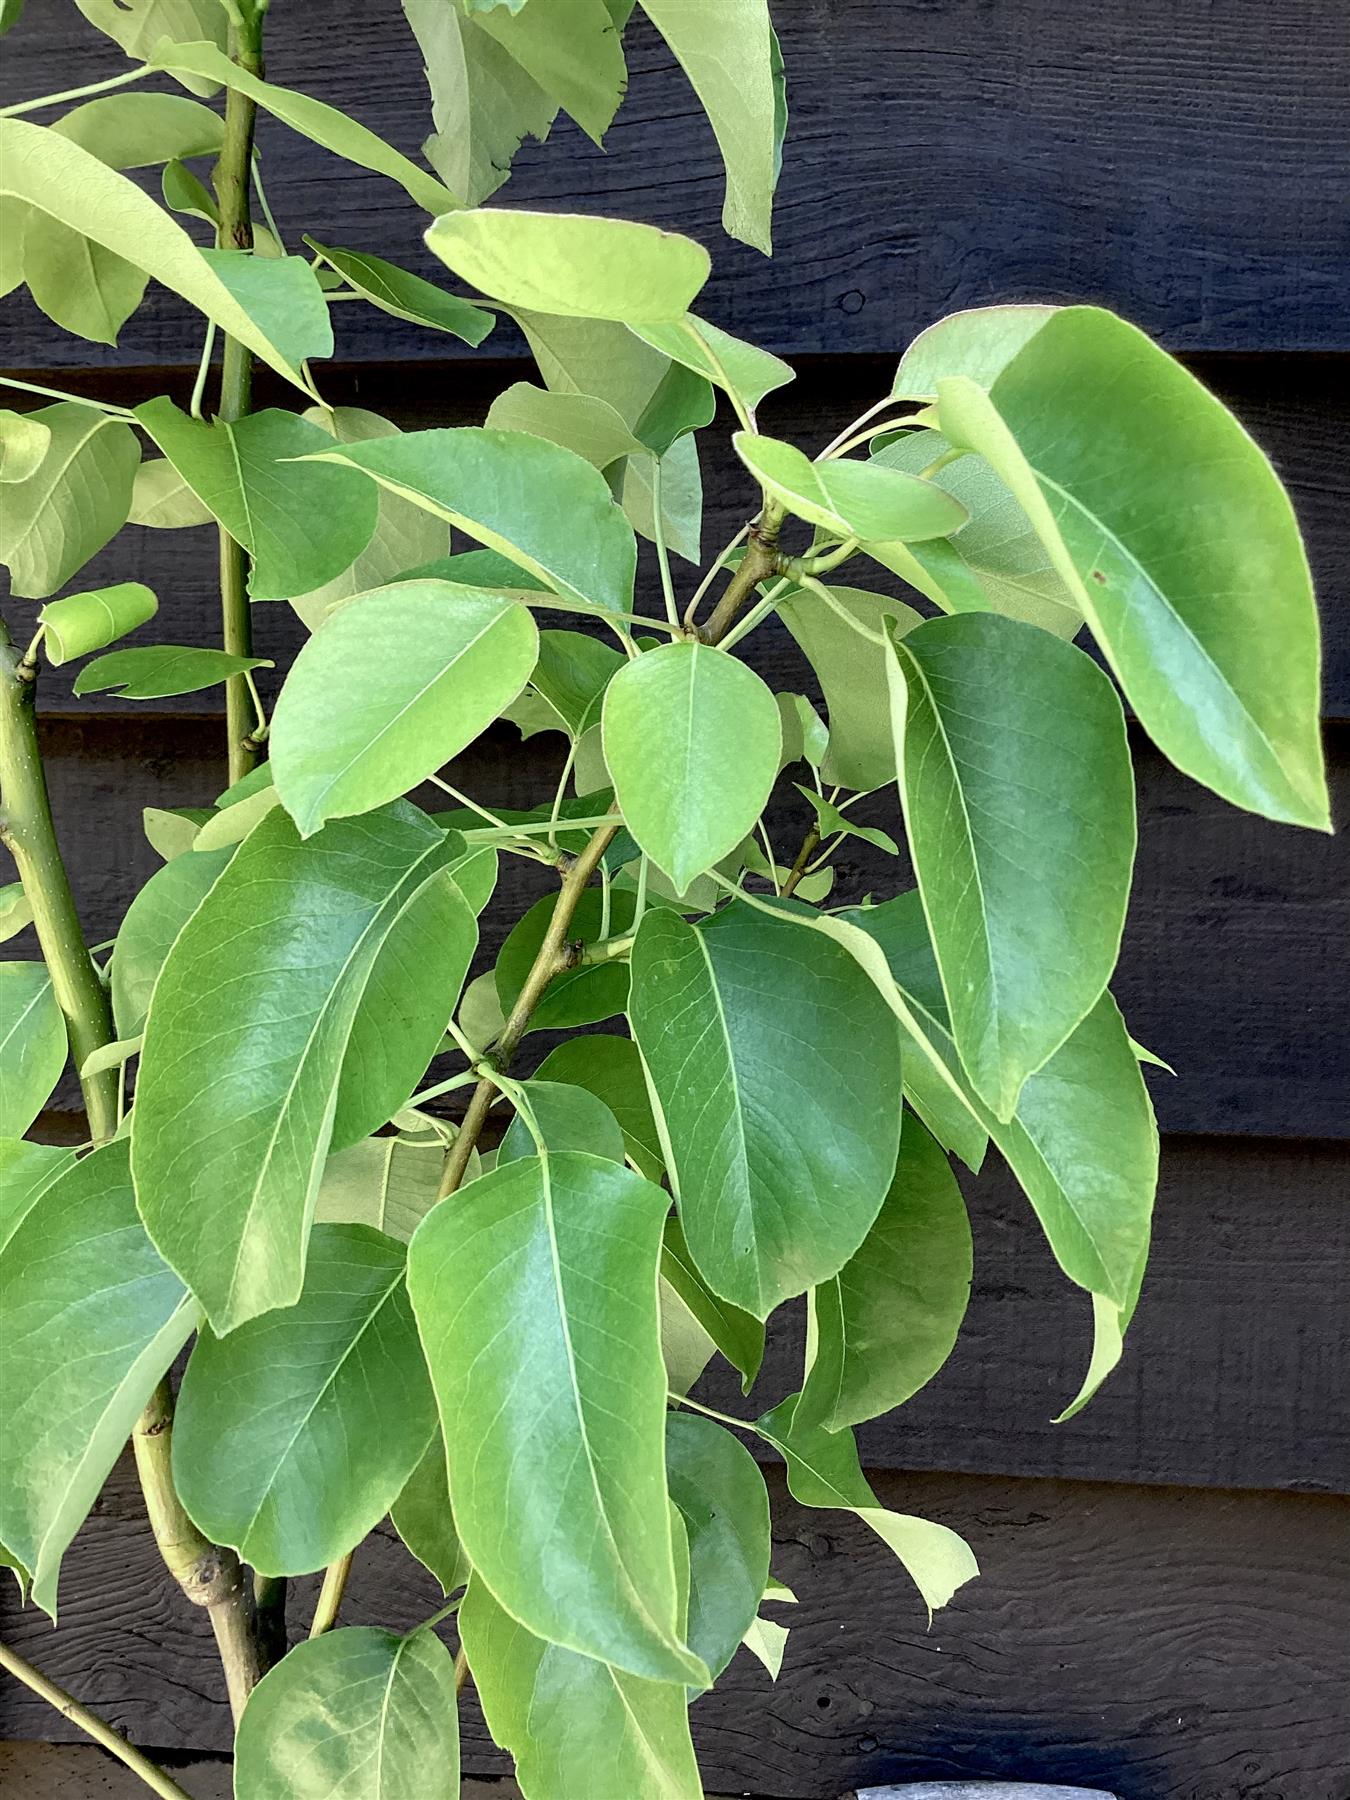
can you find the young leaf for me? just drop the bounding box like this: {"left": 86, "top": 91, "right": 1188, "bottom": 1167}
{"left": 797, "top": 1114, "right": 972, "bottom": 1432}
{"left": 777, "top": 582, "right": 923, "bottom": 791}
{"left": 733, "top": 430, "right": 968, "bottom": 543}
{"left": 757, "top": 1392, "right": 977, "bottom": 1618}
{"left": 0, "top": 1140, "right": 194, "bottom": 1619}
{"left": 495, "top": 887, "right": 637, "bottom": 1034}
{"left": 233, "top": 1626, "right": 459, "bottom": 1800}
{"left": 532, "top": 1034, "right": 664, "bottom": 1180}
{"left": 173, "top": 1224, "right": 435, "bottom": 1575}
{"left": 408, "top": 1152, "right": 708, "bottom": 1686}
{"left": 461, "top": 1575, "right": 703, "bottom": 1800}
{"left": 147, "top": 41, "right": 458, "bottom": 214}
{"left": 638, "top": 0, "right": 779, "bottom": 252}
{"left": 426, "top": 209, "right": 711, "bottom": 324}
{"left": 304, "top": 239, "right": 495, "bottom": 344}
{"left": 887, "top": 611, "right": 1136, "bottom": 1119}
{"left": 496, "top": 1080, "right": 627, "bottom": 1167}
{"left": 603, "top": 642, "right": 781, "bottom": 893}
{"left": 935, "top": 306, "right": 1329, "bottom": 830}
{"left": 135, "top": 399, "right": 379, "bottom": 602}
{"left": 632, "top": 315, "right": 794, "bottom": 413}
{"left": 795, "top": 786, "right": 899, "bottom": 856}
{"left": 128, "top": 458, "right": 214, "bottom": 529}
{"left": 301, "top": 427, "right": 638, "bottom": 615}
{"left": 0, "top": 404, "right": 138, "bottom": 599}
{"left": 37, "top": 582, "right": 156, "bottom": 664}
{"left": 0, "top": 963, "right": 66, "bottom": 1136}
{"left": 892, "top": 304, "right": 1057, "bottom": 400}
{"left": 132, "top": 802, "right": 459, "bottom": 1334}
{"left": 628, "top": 902, "right": 903, "bottom": 1318}
{"left": 74, "top": 644, "right": 271, "bottom": 700}
{"left": 666, "top": 1410, "right": 770, "bottom": 1680}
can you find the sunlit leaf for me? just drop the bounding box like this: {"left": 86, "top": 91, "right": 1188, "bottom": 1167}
{"left": 0, "top": 404, "right": 138, "bottom": 599}
{"left": 74, "top": 644, "right": 270, "bottom": 700}
{"left": 734, "top": 430, "right": 967, "bottom": 544}
{"left": 0, "top": 963, "right": 66, "bottom": 1137}
{"left": 38, "top": 582, "right": 156, "bottom": 664}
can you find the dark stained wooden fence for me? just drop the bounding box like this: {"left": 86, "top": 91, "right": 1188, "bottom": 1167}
{"left": 2, "top": 4, "right": 1348, "bottom": 1796}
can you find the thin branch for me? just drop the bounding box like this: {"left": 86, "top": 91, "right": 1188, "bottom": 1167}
{"left": 0, "top": 64, "right": 150, "bottom": 117}
{"left": 309, "top": 1551, "right": 355, "bottom": 1638}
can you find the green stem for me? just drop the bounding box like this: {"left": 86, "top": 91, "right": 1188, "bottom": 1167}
{"left": 309, "top": 1551, "right": 355, "bottom": 1638}
{"left": 0, "top": 64, "right": 150, "bottom": 118}
{"left": 0, "top": 1642, "right": 193, "bottom": 1800}
{"left": 0, "top": 375, "right": 135, "bottom": 418}
{"left": 213, "top": 14, "right": 266, "bottom": 787}
{"left": 0, "top": 621, "right": 117, "bottom": 1143}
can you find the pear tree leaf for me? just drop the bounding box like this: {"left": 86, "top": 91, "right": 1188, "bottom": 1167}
{"left": 628, "top": 901, "right": 903, "bottom": 1318}
{"left": 0, "top": 404, "right": 139, "bottom": 599}
{"left": 38, "top": 582, "right": 156, "bottom": 664}
{"left": 304, "top": 238, "right": 494, "bottom": 344}
{"left": 0, "top": 1140, "right": 194, "bottom": 1620}
{"left": 632, "top": 315, "right": 794, "bottom": 413}
{"left": 794, "top": 785, "right": 898, "bottom": 856}
{"left": 487, "top": 383, "right": 646, "bottom": 470}
{"left": 470, "top": 0, "right": 628, "bottom": 145}
{"left": 72, "top": 1, "right": 227, "bottom": 79}
{"left": 409, "top": 1152, "right": 709, "bottom": 1685}
{"left": 0, "top": 1138, "right": 76, "bottom": 1252}
{"left": 190, "top": 783, "right": 280, "bottom": 850}
{"left": 128, "top": 459, "right": 214, "bottom": 528}
{"left": 21, "top": 212, "right": 148, "bottom": 345}
{"left": 0, "top": 963, "right": 66, "bottom": 1137}
{"left": 887, "top": 611, "right": 1136, "bottom": 1119}
{"left": 734, "top": 430, "right": 968, "bottom": 544}
{"left": 173, "top": 1224, "right": 435, "bottom": 1575}
{"left": 497, "top": 1080, "right": 627, "bottom": 1167}
{"left": 109, "top": 843, "right": 233, "bottom": 1037}
{"left": 74, "top": 644, "right": 271, "bottom": 700}
{"left": 131, "top": 802, "right": 460, "bottom": 1334}
{"left": 532, "top": 1034, "right": 664, "bottom": 1180}
{"left": 389, "top": 1431, "right": 471, "bottom": 1596}
{"left": 603, "top": 642, "right": 781, "bottom": 893}
{"left": 661, "top": 1211, "right": 764, "bottom": 1392}
{"left": 892, "top": 304, "right": 1057, "bottom": 400}
{"left": 0, "top": 411, "right": 50, "bottom": 484}
{"left": 0, "top": 885, "right": 34, "bottom": 945}
{"left": 316, "top": 1134, "right": 445, "bottom": 1246}
{"left": 495, "top": 887, "right": 637, "bottom": 1034}
{"left": 270, "top": 580, "right": 537, "bottom": 835}
{"left": 197, "top": 250, "right": 334, "bottom": 371}
{"left": 233, "top": 1625, "right": 459, "bottom": 1800}
{"left": 666, "top": 1410, "right": 770, "bottom": 1680}
{"left": 622, "top": 430, "right": 704, "bottom": 565}
{"left": 51, "top": 91, "right": 224, "bottom": 168}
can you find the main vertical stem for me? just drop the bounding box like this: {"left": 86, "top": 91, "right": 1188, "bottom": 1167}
{"left": 0, "top": 624, "right": 117, "bottom": 1143}
{"left": 213, "top": 11, "right": 265, "bottom": 787}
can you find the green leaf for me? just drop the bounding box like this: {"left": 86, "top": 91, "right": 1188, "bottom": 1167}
{"left": 135, "top": 398, "right": 378, "bottom": 602}
{"left": 0, "top": 411, "right": 50, "bottom": 485}
{"left": 72, "top": 1, "right": 227, "bottom": 79}
{"left": 128, "top": 458, "right": 214, "bottom": 529}
{"left": 498, "top": 1080, "right": 627, "bottom": 1167}
{"left": 270, "top": 580, "right": 537, "bottom": 835}
{"left": 74, "top": 644, "right": 271, "bottom": 700}
{"left": 603, "top": 642, "right": 781, "bottom": 893}
{"left": 469, "top": 0, "right": 628, "bottom": 144}
{"left": 0, "top": 883, "right": 34, "bottom": 944}
{"left": 622, "top": 430, "right": 704, "bottom": 565}
{"left": 191, "top": 782, "right": 280, "bottom": 850}
{"left": 532, "top": 1033, "right": 663, "bottom": 1180}
{"left": 408, "top": 1151, "right": 707, "bottom": 1685}
{"left": 935, "top": 306, "right": 1329, "bottom": 830}
{"left": 233, "top": 1625, "right": 459, "bottom": 1800}
{"left": 487, "top": 383, "right": 646, "bottom": 470}
{"left": 661, "top": 1211, "right": 764, "bottom": 1391}
{"left": 629, "top": 902, "right": 903, "bottom": 1318}
{"left": 110, "top": 843, "right": 232, "bottom": 1037}
{"left": 304, "top": 238, "right": 494, "bottom": 344}
{"left": 148, "top": 40, "right": 458, "bottom": 213}
{"left": 38, "top": 581, "right": 156, "bottom": 664}
{"left": 0, "top": 1140, "right": 193, "bottom": 1619}
{"left": 795, "top": 785, "right": 899, "bottom": 856}
{"left": 666, "top": 1410, "right": 770, "bottom": 1680}
{"left": 632, "top": 315, "right": 794, "bottom": 413}
{"left": 389, "top": 1431, "right": 470, "bottom": 1595}
{"left": 173, "top": 1224, "right": 434, "bottom": 1575}
{"left": 426, "top": 209, "right": 710, "bottom": 324}
{"left": 404, "top": 0, "right": 557, "bottom": 207}
{"left": 887, "top": 611, "right": 1136, "bottom": 1118}
{"left": 20, "top": 211, "right": 148, "bottom": 345}
{"left": 0, "top": 1137, "right": 76, "bottom": 1253}
{"left": 522, "top": 628, "right": 626, "bottom": 737}
{"left": 0, "top": 963, "right": 66, "bottom": 1136}
{"left": 159, "top": 155, "right": 218, "bottom": 225}
{"left": 777, "top": 582, "right": 923, "bottom": 791}
{"left": 290, "top": 407, "right": 452, "bottom": 631}
{"left": 52, "top": 91, "right": 224, "bottom": 168}
{"left": 302, "top": 427, "right": 638, "bottom": 616}
{"left": 757, "top": 1392, "right": 978, "bottom": 1618}
{"left": 0, "top": 0, "right": 24, "bottom": 34}
{"left": 0, "top": 404, "right": 138, "bottom": 599}
{"left": 141, "top": 804, "right": 210, "bottom": 860}
{"left": 461, "top": 1575, "right": 703, "bottom": 1800}
{"left": 0, "top": 120, "right": 314, "bottom": 389}
{"left": 637, "top": 0, "right": 779, "bottom": 252}
{"left": 198, "top": 249, "right": 334, "bottom": 371}
{"left": 733, "top": 431, "right": 968, "bottom": 544}
{"left": 132, "top": 802, "right": 459, "bottom": 1334}
{"left": 798, "top": 1114, "right": 971, "bottom": 1432}
{"left": 892, "top": 304, "right": 1057, "bottom": 400}
{"left": 316, "top": 1134, "right": 445, "bottom": 1245}
{"left": 495, "top": 887, "right": 637, "bottom": 1033}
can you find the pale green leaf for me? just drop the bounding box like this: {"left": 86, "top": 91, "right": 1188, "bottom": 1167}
{"left": 741, "top": 1611, "right": 790, "bottom": 1679}
{"left": 471, "top": 0, "right": 628, "bottom": 143}
{"left": 52, "top": 91, "right": 224, "bottom": 168}
{"left": 408, "top": 1151, "right": 707, "bottom": 1685}
{"left": 603, "top": 641, "right": 781, "bottom": 892}
{"left": 316, "top": 1135, "right": 445, "bottom": 1245}
{"left": 666, "top": 1410, "right": 770, "bottom": 1680}
{"left": 233, "top": 1625, "right": 459, "bottom": 1800}
{"left": 304, "top": 238, "right": 494, "bottom": 344}
{"left": 734, "top": 430, "right": 968, "bottom": 546}
{"left": 142, "top": 804, "right": 211, "bottom": 860}
{"left": 661, "top": 1211, "right": 764, "bottom": 1391}
{"left": 487, "top": 382, "right": 646, "bottom": 469}
{"left": 0, "top": 1140, "right": 193, "bottom": 1619}
{"left": 190, "top": 782, "right": 279, "bottom": 849}
{"left": 20, "top": 213, "right": 148, "bottom": 345}
{"left": 660, "top": 1276, "right": 718, "bottom": 1400}
{"left": 0, "top": 1138, "right": 76, "bottom": 1253}
{"left": 426, "top": 209, "right": 710, "bottom": 324}
{"left": 132, "top": 802, "right": 459, "bottom": 1333}
{"left": 0, "top": 963, "right": 66, "bottom": 1136}
{"left": 798, "top": 1114, "right": 971, "bottom": 1432}
{"left": 198, "top": 250, "right": 333, "bottom": 371}
{"left": 173, "top": 1224, "right": 435, "bottom": 1574}
{"left": 128, "top": 458, "right": 214, "bottom": 528}
{"left": 622, "top": 430, "right": 704, "bottom": 564}
{"left": 632, "top": 315, "right": 794, "bottom": 412}
{"left": 935, "top": 306, "right": 1329, "bottom": 829}
{"left": 887, "top": 611, "right": 1136, "bottom": 1118}
{"left": 270, "top": 580, "right": 537, "bottom": 835}
{"left": 0, "top": 884, "right": 34, "bottom": 944}
{"left": 795, "top": 785, "right": 898, "bottom": 856}
{"left": 74, "top": 644, "right": 271, "bottom": 700}
{"left": 0, "top": 411, "right": 50, "bottom": 484}
{"left": 638, "top": 0, "right": 779, "bottom": 251}
{"left": 628, "top": 902, "right": 903, "bottom": 1318}
{"left": 0, "top": 404, "right": 139, "bottom": 599}
{"left": 892, "top": 304, "right": 1057, "bottom": 400}
{"left": 38, "top": 581, "right": 156, "bottom": 664}
{"left": 79, "top": 1035, "right": 141, "bottom": 1081}
{"left": 72, "top": 0, "right": 227, "bottom": 80}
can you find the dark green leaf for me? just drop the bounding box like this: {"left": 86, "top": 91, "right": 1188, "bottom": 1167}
{"left": 305, "top": 238, "right": 494, "bottom": 344}
{"left": 496, "top": 887, "right": 637, "bottom": 1033}
{"left": 666, "top": 1410, "right": 770, "bottom": 1679}
{"left": 110, "top": 842, "right": 232, "bottom": 1037}
{"left": 660, "top": 1212, "right": 764, "bottom": 1391}
{"left": 389, "top": 1431, "right": 470, "bottom": 1596}
{"left": 532, "top": 1033, "right": 664, "bottom": 1179}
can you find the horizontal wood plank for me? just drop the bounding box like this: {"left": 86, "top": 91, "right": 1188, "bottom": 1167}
{"left": 2, "top": 2, "right": 1348, "bottom": 366}
{"left": 3, "top": 1461, "right": 1347, "bottom": 1799}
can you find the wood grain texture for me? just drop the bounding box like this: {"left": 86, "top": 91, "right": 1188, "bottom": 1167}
{"left": 2, "top": 1, "right": 1349, "bottom": 368}
{"left": 3, "top": 1461, "right": 1347, "bottom": 1799}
